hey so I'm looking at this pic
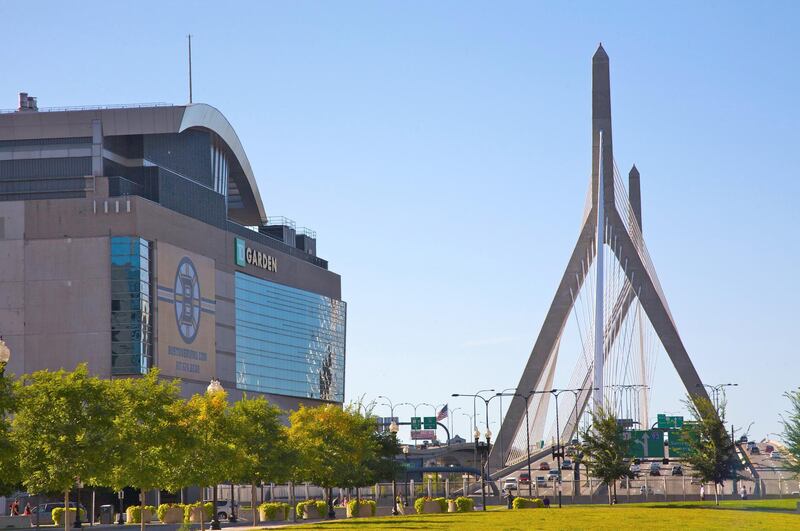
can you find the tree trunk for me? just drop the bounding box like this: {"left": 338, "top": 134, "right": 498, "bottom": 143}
{"left": 607, "top": 482, "right": 612, "bottom": 505}
{"left": 64, "top": 490, "right": 70, "bottom": 531}
{"left": 140, "top": 489, "right": 145, "bottom": 531}
{"left": 251, "top": 483, "right": 258, "bottom": 524}
{"left": 714, "top": 483, "right": 719, "bottom": 506}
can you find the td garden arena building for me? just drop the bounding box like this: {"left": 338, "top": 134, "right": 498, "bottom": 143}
{"left": 0, "top": 94, "right": 345, "bottom": 408}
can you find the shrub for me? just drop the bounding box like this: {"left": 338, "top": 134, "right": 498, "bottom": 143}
{"left": 126, "top": 505, "right": 156, "bottom": 523}
{"left": 295, "top": 500, "right": 327, "bottom": 518}
{"left": 157, "top": 503, "right": 185, "bottom": 522}
{"left": 347, "top": 499, "right": 376, "bottom": 517}
{"left": 51, "top": 508, "right": 86, "bottom": 526}
{"left": 512, "top": 497, "right": 545, "bottom": 509}
{"left": 184, "top": 501, "right": 213, "bottom": 521}
{"left": 257, "top": 502, "right": 289, "bottom": 521}
{"left": 414, "top": 497, "right": 447, "bottom": 514}
{"left": 454, "top": 496, "right": 474, "bottom": 512}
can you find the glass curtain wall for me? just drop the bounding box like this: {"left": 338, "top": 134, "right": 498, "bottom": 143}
{"left": 235, "top": 272, "right": 346, "bottom": 402}
{"left": 110, "top": 236, "right": 153, "bottom": 374}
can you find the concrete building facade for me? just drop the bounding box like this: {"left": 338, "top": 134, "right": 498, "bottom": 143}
{"left": 0, "top": 97, "right": 345, "bottom": 409}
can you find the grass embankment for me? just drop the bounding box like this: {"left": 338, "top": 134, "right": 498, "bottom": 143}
{"left": 281, "top": 499, "right": 800, "bottom": 530}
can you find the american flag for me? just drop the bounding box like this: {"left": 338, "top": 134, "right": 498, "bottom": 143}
{"left": 436, "top": 404, "right": 448, "bottom": 421}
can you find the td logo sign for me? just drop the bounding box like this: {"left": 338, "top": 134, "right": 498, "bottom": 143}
{"left": 235, "top": 238, "right": 246, "bottom": 267}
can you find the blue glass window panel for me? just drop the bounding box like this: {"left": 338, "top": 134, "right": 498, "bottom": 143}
{"left": 234, "top": 272, "right": 346, "bottom": 402}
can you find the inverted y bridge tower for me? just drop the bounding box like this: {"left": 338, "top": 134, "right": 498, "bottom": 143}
{"left": 491, "top": 45, "right": 709, "bottom": 474}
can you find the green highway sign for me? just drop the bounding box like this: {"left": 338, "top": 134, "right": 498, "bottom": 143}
{"left": 626, "top": 429, "right": 665, "bottom": 458}
{"left": 410, "top": 417, "right": 421, "bottom": 430}
{"left": 423, "top": 416, "right": 437, "bottom": 429}
{"left": 667, "top": 430, "right": 691, "bottom": 457}
{"left": 657, "top": 414, "right": 684, "bottom": 430}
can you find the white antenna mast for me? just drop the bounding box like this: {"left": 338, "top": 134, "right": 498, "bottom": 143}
{"left": 188, "top": 34, "right": 193, "bottom": 104}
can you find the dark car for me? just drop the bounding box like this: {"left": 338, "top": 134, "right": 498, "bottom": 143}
{"left": 765, "top": 444, "right": 775, "bottom": 453}
{"left": 671, "top": 465, "right": 683, "bottom": 476}
{"left": 539, "top": 462, "right": 551, "bottom": 471}
{"left": 561, "top": 459, "right": 573, "bottom": 470}
{"left": 750, "top": 446, "right": 760, "bottom": 455}
{"left": 649, "top": 463, "right": 661, "bottom": 476}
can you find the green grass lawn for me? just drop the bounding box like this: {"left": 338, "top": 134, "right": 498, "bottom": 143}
{"left": 278, "top": 500, "right": 800, "bottom": 530}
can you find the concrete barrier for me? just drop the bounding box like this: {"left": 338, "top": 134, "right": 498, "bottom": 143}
{"left": 0, "top": 516, "right": 31, "bottom": 529}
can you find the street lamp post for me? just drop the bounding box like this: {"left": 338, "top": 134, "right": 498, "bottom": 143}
{"left": 402, "top": 446, "right": 410, "bottom": 506}
{"left": 207, "top": 379, "right": 224, "bottom": 531}
{"left": 389, "top": 421, "right": 400, "bottom": 516}
{"left": 452, "top": 390, "right": 496, "bottom": 478}
{"left": 696, "top": 383, "right": 738, "bottom": 411}
{"left": 548, "top": 387, "right": 598, "bottom": 508}
{"left": 473, "top": 428, "right": 491, "bottom": 511}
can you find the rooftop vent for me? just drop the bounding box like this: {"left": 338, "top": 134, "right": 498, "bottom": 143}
{"left": 17, "top": 92, "right": 38, "bottom": 112}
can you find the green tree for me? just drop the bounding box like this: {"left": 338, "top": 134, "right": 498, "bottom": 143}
{"left": 579, "top": 406, "right": 631, "bottom": 505}
{"left": 288, "top": 404, "right": 380, "bottom": 518}
{"left": 104, "top": 370, "right": 189, "bottom": 531}
{"left": 228, "top": 394, "right": 294, "bottom": 523}
{"left": 364, "top": 428, "right": 402, "bottom": 484}
{"left": 781, "top": 389, "right": 800, "bottom": 474}
{"left": 12, "top": 364, "right": 115, "bottom": 531}
{"left": 681, "top": 395, "right": 736, "bottom": 505}
{"left": 180, "top": 386, "right": 237, "bottom": 527}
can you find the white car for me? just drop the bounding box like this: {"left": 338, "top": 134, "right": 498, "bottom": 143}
{"left": 630, "top": 463, "right": 641, "bottom": 476}
{"left": 502, "top": 478, "right": 518, "bottom": 491}
{"left": 771, "top": 451, "right": 783, "bottom": 460}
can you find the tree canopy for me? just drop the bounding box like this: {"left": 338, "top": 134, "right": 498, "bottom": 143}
{"left": 579, "top": 406, "right": 631, "bottom": 505}
{"left": 681, "top": 395, "right": 737, "bottom": 505}
{"left": 12, "top": 364, "right": 116, "bottom": 495}
{"left": 780, "top": 389, "right": 800, "bottom": 475}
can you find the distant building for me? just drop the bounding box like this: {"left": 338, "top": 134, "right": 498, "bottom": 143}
{"left": 0, "top": 95, "right": 345, "bottom": 409}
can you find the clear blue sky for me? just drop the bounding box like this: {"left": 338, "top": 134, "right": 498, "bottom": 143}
{"left": 2, "top": 1, "right": 798, "bottom": 442}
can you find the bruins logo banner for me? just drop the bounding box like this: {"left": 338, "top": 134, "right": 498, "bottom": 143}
{"left": 156, "top": 242, "right": 216, "bottom": 380}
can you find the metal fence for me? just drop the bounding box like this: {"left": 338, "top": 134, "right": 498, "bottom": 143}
{"left": 218, "top": 476, "right": 800, "bottom": 509}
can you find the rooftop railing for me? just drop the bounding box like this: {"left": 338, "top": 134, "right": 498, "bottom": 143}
{"left": 0, "top": 102, "right": 174, "bottom": 114}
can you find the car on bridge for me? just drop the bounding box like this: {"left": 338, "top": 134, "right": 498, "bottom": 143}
{"left": 771, "top": 451, "right": 783, "bottom": 460}
{"left": 539, "top": 462, "right": 550, "bottom": 470}
{"left": 630, "top": 463, "right": 641, "bottom": 477}
{"left": 671, "top": 465, "right": 683, "bottom": 476}
{"left": 649, "top": 462, "right": 661, "bottom": 476}
{"left": 502, "top": 478, "right": 518, "bottom": 491}
{"left": 519, "top": 472, "right": 531, "bottom": 485}
{"left": 536, "top": 476, "right": 547, "bottom": 487}
{"left": 548, "top": 470, "right": 560, "bottom": 482}
{"left": 750, "top": 446, "right": 760, "bottom": 455}
{"left": 561, "top": 459, "right": 573, "bottom": 470}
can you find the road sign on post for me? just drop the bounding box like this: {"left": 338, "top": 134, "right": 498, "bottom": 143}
{"left": 656, "top": 414, "right": 684, "bottom": 430}
{"left": 411, "top": 417, "right": 422, "bottom": 430}
{"left": 423, "top": 417, "right": 437, "bottom": 429}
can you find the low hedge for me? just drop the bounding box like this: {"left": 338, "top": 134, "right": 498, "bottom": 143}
{"left": 51, "top": 508, "right": 86, "bottom": 526}
{"left": 296, "top": 500, "right": 327, "bottom": 519}
{"left": 453, "top": 496, "right": 474, "bottom": 512}
{"left": 512, "top": 497, "right": 545, "bottom": 509}
{"left": 346, "top": 499, "right": 376, "bottom": 517}
{"left": 184, "top": 501, "right": 213, "bottom": 521}
{"left": 156, "top": 503, "right": 185, "bottom": 523}
{"left": 414, "top": 497, "right": 447, "bottom": 514}
{"left": 257, "top": 502, "right": 289, "bottom": 521}
{"left": 126, "top": 505, "right": 156, "bottom": 523}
